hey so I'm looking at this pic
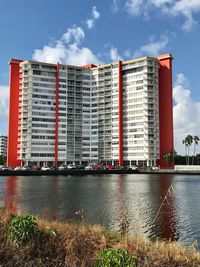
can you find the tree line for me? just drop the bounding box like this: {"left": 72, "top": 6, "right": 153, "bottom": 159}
{"left": 182, "top": 135, "right": 199, "bottom": 165}
{"left": 163, "top": 135, "right": 200, "bottom": 166}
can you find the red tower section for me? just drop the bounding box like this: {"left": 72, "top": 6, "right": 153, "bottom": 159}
{"left": 157, "top": 54, "right": 174, "bottom": 169}
{"left": 7, "top": 59, "right": 22, "bottom": 168}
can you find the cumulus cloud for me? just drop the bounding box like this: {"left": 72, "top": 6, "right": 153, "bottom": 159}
{"left": 32, "top": 25, "right": 102, "bottom": 65}
{"left": 110, "top": 47, "right": 123, "bottom": 62}
{"left": 173, "top": 73, "right": 200, "bottom": 155}
{"left": 124, "top": 0, "right": 200, "bottom": 31}
{"left": 62, "top": 26, "right": 85, "bottom": 44}
{"left": 108, "top": 34, "right": 170, "bottom": 63}
{"left": 0, "top": 85, "right": 9, "bottom": 134}
{"left": 86, "top": 6, "right": 100, "bottom": 29}
{"left": 132, "top": 34, "right": 169, "bottom": 58}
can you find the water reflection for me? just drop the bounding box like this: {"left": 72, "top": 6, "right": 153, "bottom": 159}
{"left": 4, "top": 176, "right": 19, "bottom": 213}
{"left": 115, "top": 175, "right": 130, "bottom": 236}
{"left": 146, "top": 175, "right": 179, "bottom": 241}
{"left": 41, "top": 176, "right": 60, "bottom": 220}
{"left": 1, "top": 174, "right": 199, "bottom": 246}
{"left": 19, "top": 176, "right": 62, "bottom": 217}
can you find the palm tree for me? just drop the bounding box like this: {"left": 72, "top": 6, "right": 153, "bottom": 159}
{"left": 183, "top": 135, "right": 193, "bottom": 165}
{"left": 182, "top": 139, "right": 188, "bottom": 165}
{"left": 192, "top": 136, "right": 200, "bottom": 165}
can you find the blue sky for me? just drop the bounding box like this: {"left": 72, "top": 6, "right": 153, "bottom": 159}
{"left": 0, "top": 0, "right": 200, "bottom": 154}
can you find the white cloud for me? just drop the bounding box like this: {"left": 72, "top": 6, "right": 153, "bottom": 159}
{"left": 61, "top": 43, "right": 102, "bottom": 66}
{"left": 86, "top": 6, "right": 100, "bottom": 29}
{"left": 125, "top": 0, "right": 146, "bottom": 16}
{"left": 133, "top": 34, "right": 169, "bottom": 58}
{"left": 124, "top": 0, "right": 200, "bottom": 31}
{"left": 173, "top": 73, "right": 200, "bottom": 155}
{"left": 32, "top": 26, "right": 102, "bottom": 65}
{"left": 0, "top": 85, "right": 9, "bottom": 134}
{"left": 110, "top": 47, "right": 123, "bottom": 62}
{"left": 86, "top": 19, "right": 94, "bottom": 29}
{"left": 33, "top": 41, "right": 67, "bottom": 64}
{"left": 182, "top": 15, "right": 196, "bottom": 32}
{"left": 170, "top": 0, "right": 200, "bottom": 31}
{"left": 171, "top": 0, "right": 200, "bottom": 16}
{"left": 62, "top": 26, "right": 85, "bottom": 44}
{"left": 92, "top": 6, "right": 100, "bottom": 19}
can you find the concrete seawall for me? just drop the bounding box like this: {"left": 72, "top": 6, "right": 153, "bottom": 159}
{"left": 0, "top": 169, "right": 139, "bottom": 176}
{"left": 1, "top": 168, "right": 200, "bottom": 176}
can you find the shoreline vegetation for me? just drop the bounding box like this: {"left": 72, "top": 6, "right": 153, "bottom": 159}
{"left": 0, "top": 208, "right": 200, "bottom": 266}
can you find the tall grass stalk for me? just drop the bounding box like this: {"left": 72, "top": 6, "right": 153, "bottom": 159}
{"left": 152, "top": 184, "right": 175, "bottom": 226}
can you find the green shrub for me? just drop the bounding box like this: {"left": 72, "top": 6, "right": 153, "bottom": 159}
{"left": 94, "top": 248, "right": 136, "bottom": 267}
{"left": 8, "top": 215, "right": 38, "bottom": 245}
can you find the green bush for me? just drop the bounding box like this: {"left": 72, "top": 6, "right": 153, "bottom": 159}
{"left": 8, "top": 215, "right": 38, "bottom": 245}
{"left": 94, "top": 248, "right": 136, "bottom": 267}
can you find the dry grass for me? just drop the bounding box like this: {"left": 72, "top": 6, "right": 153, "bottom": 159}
{"left": 0, "top": 208, "right": 200, "bottom": 266}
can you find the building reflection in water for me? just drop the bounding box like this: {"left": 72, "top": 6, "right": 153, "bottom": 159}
{"left": 115, "top": 174, "right": 130, "bottom": 236}
{"left": 41, "top": 176, "right": 60, "bottom": 221}
{"left": 147, "top": 174, "right": 179, "bottom": 241}
{"left": 17, "top": 176, "right": 60, "bottom": 219}
{"left": 114, "top": 174, "right": 180, "bottom": 242}
{"left": 114, "top": 174, "right": 147, "bottom": 237}
{"left": 4, "top": 176, "right": 19, "bottom": 213}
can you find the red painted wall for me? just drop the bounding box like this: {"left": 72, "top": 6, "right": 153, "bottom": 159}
{"left": 54, "top": 63, "right": 59, "bottom": 167}
{"left": 7, "top": 60, "right": 22, "bottom": 168}
{"left": 157, "top": 54, "right": 174, "bottom": 169}
{"left": 81, "top": 64, "right": 97, "bottom": 69}
{"left": 118, "top": 61, "right": 124, "bottom": 166}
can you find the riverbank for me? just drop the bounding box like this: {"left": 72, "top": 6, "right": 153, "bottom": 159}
{"left": 141, "top": 169, "right": 200, "bottom": 174}
{"left": 0, "top": 169, "right": 139, "bottom": 176}
{"left": 1, "top": 168, "right": 200, "bottom": 176}
{"left": 0, "top": 208, "right": 200, "bottom": 267}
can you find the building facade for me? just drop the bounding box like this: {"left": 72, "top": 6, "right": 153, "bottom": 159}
{"left": 7, "top": 54, "right": 174, "bottom": 168}
{"left": 0, "top": 135, "right": 7, "bottom": 158}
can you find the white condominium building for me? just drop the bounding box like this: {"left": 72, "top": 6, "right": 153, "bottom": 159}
{"left": 0, "top": 135, "right": 7, "bottom": 158}
{"left": 7, "top": 54, "right": 174, "bottom": 168}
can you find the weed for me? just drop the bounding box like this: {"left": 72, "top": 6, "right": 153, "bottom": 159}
{"left": 118, "top": 212, "right": 130, "bottom": 240}
{"left": 8, "top": 215, "right": 38, "bottom": 245}
{"left": 45, "top": 226, "right": 58, "bottom": 236}
{"left": 94, "top": 248, "right": 136, "bottom": 267}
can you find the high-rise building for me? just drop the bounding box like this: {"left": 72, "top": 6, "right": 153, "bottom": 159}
{"left": 0, "top": 135, "right": 7, "bottom": 158}
{"left": 7, "top": 54, "right": 173, "bottom": 168}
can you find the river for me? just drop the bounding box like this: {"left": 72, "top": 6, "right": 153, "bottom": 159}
{"left": 0, "top": 174, "right": 200, "bottom": 247}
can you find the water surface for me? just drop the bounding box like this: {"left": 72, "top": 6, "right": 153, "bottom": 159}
{"left": 0, "top": 174, "right": 200, "bottom": 247}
